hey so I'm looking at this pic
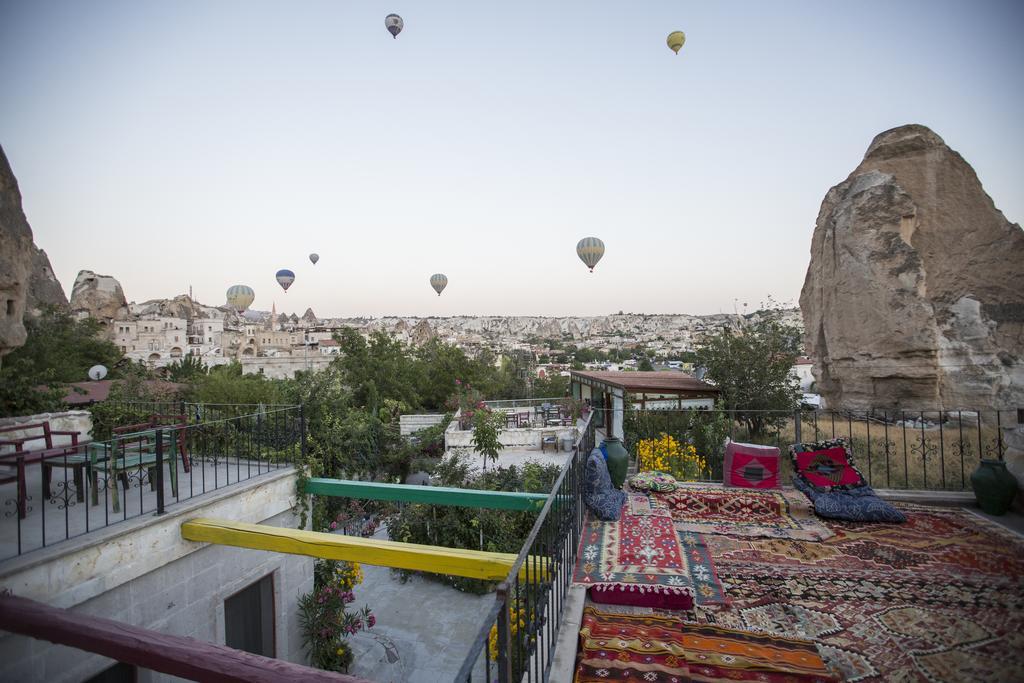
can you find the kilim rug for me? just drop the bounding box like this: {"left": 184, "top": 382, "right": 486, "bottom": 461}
{"left": 574, "top": 606, "right": 838, "bottom": 682}
{"left": 692, "top": 505, "right": 1024, "bottom": 682}
{"left": 573, "top": 499, "right": 726, "bottom": 605}
{"left": 645, "top": 484, "right": 835, "bottom": 541}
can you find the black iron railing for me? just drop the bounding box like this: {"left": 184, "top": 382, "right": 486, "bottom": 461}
{"left": 0, "top": 402, "right": 304, "bottom": 561}
{"left": 624, "top": 407, "right": 1019, "bottom": 491}
{"left": 457, "top": 410, "right": 595, "bottom": 682}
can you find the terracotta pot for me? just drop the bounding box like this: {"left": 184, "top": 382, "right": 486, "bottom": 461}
{"left": 970, "top": 459, "right": 1018, "bottom": 516}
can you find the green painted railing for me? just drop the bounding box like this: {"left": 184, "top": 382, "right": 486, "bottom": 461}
{"left": 304, "top": 478, "right": 549, "bottom": 511}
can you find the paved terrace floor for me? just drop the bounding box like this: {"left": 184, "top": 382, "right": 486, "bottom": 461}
{"left": 0, "top": 456, "right": 286, "bottom": 561}
{"left": 346, "top": 525, "right": 495, "bottom": 683}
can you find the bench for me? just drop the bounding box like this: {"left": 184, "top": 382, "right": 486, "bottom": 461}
{"left": 0, "top": 422, "right": 88, "bottom": 519}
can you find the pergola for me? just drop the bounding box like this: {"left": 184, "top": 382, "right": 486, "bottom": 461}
{"left": 570, "top": 370, "right": 719, "bottom": 440}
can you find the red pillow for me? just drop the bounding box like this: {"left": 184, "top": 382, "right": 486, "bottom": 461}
{"left": 795, "top": 446, "right": 864, "bottom": 488}
{"left": 723, "top": 442, "right": 780, "bottom": 489}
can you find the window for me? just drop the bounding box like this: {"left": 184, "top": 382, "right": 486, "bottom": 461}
{"left": 85, "top": 662, "right": 136, "bottom": 683}
{"left": 225, "top": 574, "right": 275, "bottom": 657}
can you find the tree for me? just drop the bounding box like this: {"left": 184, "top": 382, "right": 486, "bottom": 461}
{"left": 695, "top": 308, "right": 801, "bottom": 436}
{"left": 333, "top": 328, "right": 421, "bottom": 412}
{"left": 638, "top": 357, "right": 654, "bottom": 371}
{"left": 166, "top": 355, "right": 209, "bottom": 381}
{"left": 0, "top": 307, "right": 123, "bottom": 417}
{"left": 533, "top": 372, "right": 569, "bottom": 398}
{"left": 414, "top": 339, "right": 481, "bottom": 410}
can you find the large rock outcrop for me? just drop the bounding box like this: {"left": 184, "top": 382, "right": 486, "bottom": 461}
{"left": 800, "top": 125, "right": 1024, "bottom": 410}
{"left": 0, "top": 146, "right": 38, "bottom": 362}
{"left": 69, "top": 270, "right": 128, "bottom": 322}
{"left": 26, "top": 247, "right": 69, "bottom": 314}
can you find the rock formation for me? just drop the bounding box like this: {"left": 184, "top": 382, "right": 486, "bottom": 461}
{"left": 411, "top": 319, "right": 435, "bottom": 346}
{"left": 800, "top": 124, "right": 1024, "bottom": 410}
{"left": 25, "top": 247, "right": 69, "bottom": 314}
{"left": 0, "top": 147, "right": 34, "bottom": 362}
{"left": 69, "top": 270, "right": 128, "bottom": 321}
{"left": 301, "top": 308, "right": 318, "bottom": 324}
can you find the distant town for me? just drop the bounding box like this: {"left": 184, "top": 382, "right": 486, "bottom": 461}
{"left": 71, "top": 272, "right": 804, "bottom": 381}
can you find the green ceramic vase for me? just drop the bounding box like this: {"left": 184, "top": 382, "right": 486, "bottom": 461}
{"left": 970, "top": 459, "right": 1018, "bottom": 516}
{"left": 602, "top": 437, "right": 629, "bottom": 489}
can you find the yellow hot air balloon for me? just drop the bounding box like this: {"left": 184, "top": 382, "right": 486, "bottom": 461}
{"left": 667, "top": 31, "right": 686, "bottom": 55}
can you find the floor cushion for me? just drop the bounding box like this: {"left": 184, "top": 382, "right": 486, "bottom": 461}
{"left": 628, "top": 470, "right": 678, "bottom": 492}
{"left": 723, "top": 441, "right": 781, "bottom": 489}
{"left": 584, "top": 450, "right": 627, "bottom": 521}
{"left": 790, "top": 438, "right": 867, "bottom": 491}
{"left": 588, "top": 584, "right": 694, "bottom": 610}
{"left": 793, "top": 476, "right": 906, "bottom": 523}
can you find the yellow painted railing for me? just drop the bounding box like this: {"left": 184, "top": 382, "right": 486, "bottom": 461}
{"left": 182, "top": 518, "right": 548, "bottom": 582}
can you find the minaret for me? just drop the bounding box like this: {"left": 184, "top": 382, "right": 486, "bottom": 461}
{"left": 266, "top": 302, "right": 277, "bottom": 331}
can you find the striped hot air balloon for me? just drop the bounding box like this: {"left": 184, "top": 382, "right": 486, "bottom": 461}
{"left": 276, "top": 269, "right": 295, "bottom": 293}
{"left": 430, "top": 273, "right": 448, "bottom": 296}
{"left": 385, "top": 14, "right": 403, "bottom": 39}
{"left": 226, "top": 285, "right": 255, "bottom": 313}
{"left": 576, "top": 237, "right": 605, "bottom": 272}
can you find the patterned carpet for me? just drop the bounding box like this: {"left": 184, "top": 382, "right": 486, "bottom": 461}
{"left": 644, "top": 484, "right": 835, "bottom": 541}
{"left": 692, "top": 505, "right": 1024, "bottom": 682}
{"left": 575, "top": 606, "right": 837, "bottom": 682}
{"left": 574, "top": 499, "right": 726, "bottom": 605}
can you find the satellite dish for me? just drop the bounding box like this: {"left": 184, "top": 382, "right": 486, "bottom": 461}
{"left": 88, "top": 365, "right": 108, "bottom": 381}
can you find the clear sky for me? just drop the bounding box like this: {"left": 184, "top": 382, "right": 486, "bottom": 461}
{"left": 2, "top": 0, "right": 1022, "bottom": 318}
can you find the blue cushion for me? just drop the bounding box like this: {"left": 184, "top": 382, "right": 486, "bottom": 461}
{"left": 584, "top": 450, "right": 626, "bottom": 521}
{"left": 793, "top": 476, "right": 906, "bottom": 523}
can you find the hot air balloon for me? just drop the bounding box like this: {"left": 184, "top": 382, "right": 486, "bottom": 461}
{"left": 576, "top": 237, "right": 605, "bottom": 272}
{"left": 385, "top": 14, "right": 403, "bottom": 39}
{"left": 667, "top": 31, "right": 686, "bottom": 55}
{"left": 429, "top": 273, "right": 448, "bottom": 296}
{"left": 309, "top": 253, "right": 319, "bottom": 265}
{"left": 226, "top": 284, "right": 255, "bottom": 313}
{"left": 276, "top": 269, "right": 295, "bottom": 293}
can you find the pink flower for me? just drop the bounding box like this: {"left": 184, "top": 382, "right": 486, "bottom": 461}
{"left": 455, "top": 379, "right": 462, "bottom": 385}
{"left": 329, "top": 521, "right": 338, "bottom": 530}
{"left": 368, "top": 614, "right": 376, "bottom": 628}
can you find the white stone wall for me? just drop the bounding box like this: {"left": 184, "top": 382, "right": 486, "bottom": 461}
{"left": 0, "top": 410, "right": 92, "bottom": 452}
{"left": 240, "top": 355, "right": 331, "bottom": 379}
{"left": 0, "top": 471, "right": 314, "bottom": 682}
{"left": 399, "top": 414, "right": 447, "bottom": 436}
{"left": 444, "top": 418, "right": 578, "bottom": 450}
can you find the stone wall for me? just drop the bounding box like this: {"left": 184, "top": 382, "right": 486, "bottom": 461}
{"left": 0, "top": 471, "right": 313, "bottom": 682}
{"left": 399, "top": 413, "right": 448, "bottom": 436}
{"left": 0, "top": 410, "right": 93, "bottom": 451}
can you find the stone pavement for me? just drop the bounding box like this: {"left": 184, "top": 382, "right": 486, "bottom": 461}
{"left": 346, "top": 526, "right": 496, "bottom": 682}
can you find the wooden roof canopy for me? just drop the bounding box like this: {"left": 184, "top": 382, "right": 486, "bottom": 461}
{"left": 570, "top": 370, "right": 719, "bottom": 396}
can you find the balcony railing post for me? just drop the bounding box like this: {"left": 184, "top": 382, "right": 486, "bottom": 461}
{"left": 299, "top": 404, "right": 307, "bottom": 462}
{"left": 794, "top": 409, "right": 802, "bottom": 444}
{"left": 495, "top": 584, "right": 513, "bottom": 683}
{"left": 154, "top": 429, "right": 165, "bottom": 515}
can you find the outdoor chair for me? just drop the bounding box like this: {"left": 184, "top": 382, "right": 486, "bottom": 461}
{"left": 85, "top": 429, "right": 181, "bottom": 512}
{"left": 0, "top": 422, "right": 88, "bottom": 518}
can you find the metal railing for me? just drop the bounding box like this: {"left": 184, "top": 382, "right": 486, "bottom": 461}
{"left": 624, "top": 407, "right": 1020, "bottom": 491}
{"left": 482, "top": 398, "right": 570, "bottom": 411}
{"left": 457, "top": 410, "right": 595, "bottom": 682}
{"left": 0, "top": 402, "right": 304, "bottom": 561}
